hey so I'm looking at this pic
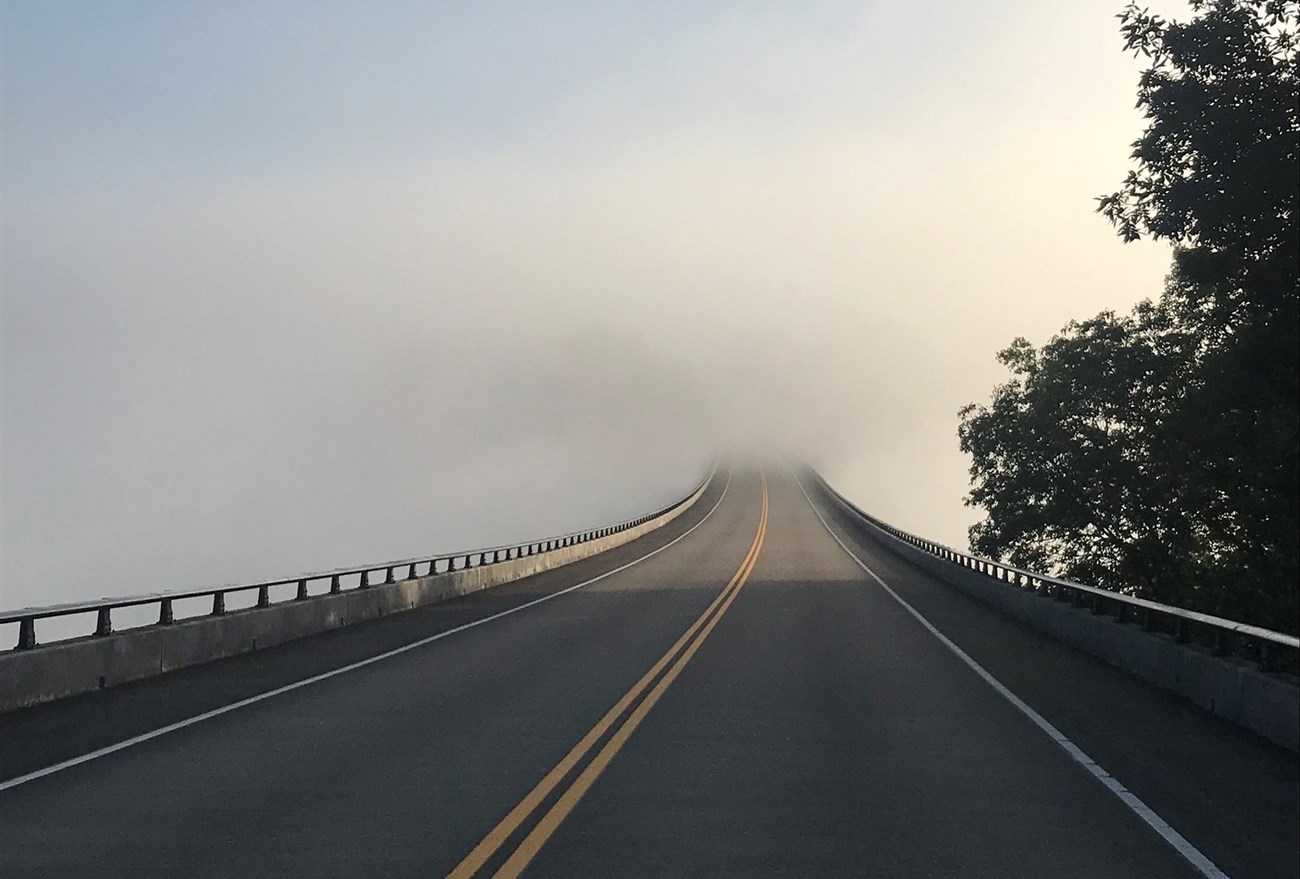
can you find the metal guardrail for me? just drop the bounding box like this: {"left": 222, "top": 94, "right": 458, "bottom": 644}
{"left": 1, "top": 465, "right": 717, "bottom": 652}
{"left": 815, "top": 472, "right": 1300, "bottom": 674}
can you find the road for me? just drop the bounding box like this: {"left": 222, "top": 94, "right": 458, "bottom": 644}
{"left": 1, "top": 465, "right": 1295, "bottom": 878}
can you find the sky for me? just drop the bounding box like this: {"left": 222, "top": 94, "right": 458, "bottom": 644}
{"left": 1, "top": 0, "right": 1185, "bottom": 617}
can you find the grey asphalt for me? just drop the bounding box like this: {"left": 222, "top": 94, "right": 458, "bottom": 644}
{"left": 0, "top": 465, "right": 1295, "bottom": 878}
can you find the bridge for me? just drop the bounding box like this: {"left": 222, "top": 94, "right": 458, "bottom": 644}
{"left": 0, "top": 463, "right": 1296, "bottom": 878}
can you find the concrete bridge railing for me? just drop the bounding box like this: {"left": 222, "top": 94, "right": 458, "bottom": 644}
{"left": 0, "top": 464, "right": 717, "bottom": 713}
{"left": 812, "top": 469, "right": 1299, "bottom": 751}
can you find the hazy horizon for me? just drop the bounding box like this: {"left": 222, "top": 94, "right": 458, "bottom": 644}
{"left": 1, "top": 0, "right": 1182, "bottom": 613}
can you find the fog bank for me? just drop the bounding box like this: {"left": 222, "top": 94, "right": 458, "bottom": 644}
{"left": 1, "top": 0, "right": 1177, "bottom": 610}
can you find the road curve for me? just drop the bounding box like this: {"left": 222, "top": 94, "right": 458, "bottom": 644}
{"left": 0, "top": 464, "right": 1294, "bottom": 878}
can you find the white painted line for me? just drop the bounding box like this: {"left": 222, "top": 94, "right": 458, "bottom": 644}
{"left": 0, "top": 470, "right": 734, "bottom": 794}
{"left": 793, "top": 472, "right": 1229, "bottom": 879}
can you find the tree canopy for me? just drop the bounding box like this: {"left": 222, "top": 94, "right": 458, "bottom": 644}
{"left": 961, "top": 0, "right": 1298, "bottom": 633}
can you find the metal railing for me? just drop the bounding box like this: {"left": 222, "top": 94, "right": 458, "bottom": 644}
{"left": 814, "top": 472, "right": 1299, "bottom": 675}
{"left": 1, "top": 465, "right": 717, "bottom": 652}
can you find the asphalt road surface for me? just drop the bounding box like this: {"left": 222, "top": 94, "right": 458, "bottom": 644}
{"left": 1, "top": 464, "right": 1295, "bottom": 878}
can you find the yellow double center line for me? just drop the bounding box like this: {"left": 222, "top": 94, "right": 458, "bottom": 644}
{"left": 446, "top": 471, "right": 769, "bottom": 879}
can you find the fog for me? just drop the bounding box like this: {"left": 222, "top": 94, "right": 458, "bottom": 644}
{"left": 1, "top": 0, "right": 1179, "bottom": 613}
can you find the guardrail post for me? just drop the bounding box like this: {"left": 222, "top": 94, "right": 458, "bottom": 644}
{"left": 407, "top": 564, "right": 417, "bottom": 580}
{"left": 385, "top": 567, "right": 395, "bottom": 584}
{"left": 360, "top": 571, "right": 371, "bottom": 589}
{"left": 330, "top": 574, "right": 342, "bottom": 594}
{"left": 212, "top": 592, "right": 225, "bottom": 615}
{"left": 95, "top": 607, "right": 113, "bottom": 636}
{"left": 297, "top": 579, "right": 309, "bottom": 601}
{"left": 446, "top": 556, "right": 456, "bottom": 572}
{"left": 17, "top": 618, "right": 36, "bottom": 650}
{"left": 257, "top": 585, "right": 270, "bottom": 608}
{"left": 159, "top": 598, "right": 174, "bottom": 625}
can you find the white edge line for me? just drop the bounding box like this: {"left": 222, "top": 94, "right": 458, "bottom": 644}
{"left": 791, "top": 470, "right": 1229, "bottom": 879}
{"left": 0, "top": 469, "right": 734, "bottom": 794}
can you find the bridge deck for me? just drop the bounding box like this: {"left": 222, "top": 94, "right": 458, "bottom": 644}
{"left": 1, "top": 466, "right": 1295, "bottom": 878}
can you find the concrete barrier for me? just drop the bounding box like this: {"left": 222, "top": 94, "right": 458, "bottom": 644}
{"left": 818, "top": 479, "right": 1300, "bottom": 752}
{"left": 0, "top": 473, "right": 714, "bottom": 713}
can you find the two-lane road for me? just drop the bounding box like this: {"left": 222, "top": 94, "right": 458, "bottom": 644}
{"left": 1, "top": 465, "right": 1294, "bottom": 877}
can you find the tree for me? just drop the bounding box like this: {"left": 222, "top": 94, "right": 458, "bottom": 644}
{"left": 961, "top": 0, "right": 1298, "bottom": 632}
{"left": 959, "top": 305, "right": 1202, "bottom": 606}
{"left": 1098, "top": 0, "right": 1297, "bottom": 398}
{"left": 1098, "top": 1, "right": 1297, "bottom": 288}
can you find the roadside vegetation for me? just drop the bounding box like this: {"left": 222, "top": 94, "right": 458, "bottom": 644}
{"left": 959, "top": 0, "right": 1298, "bottom": 633}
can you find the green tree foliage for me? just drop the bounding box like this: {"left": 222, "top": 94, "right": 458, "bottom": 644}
{"left": 961, "top": 0, "right": 1298, "bottom": 632}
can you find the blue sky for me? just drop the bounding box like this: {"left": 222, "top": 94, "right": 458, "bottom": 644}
{"left": 4, "top": 1, "right": 1009, "bottom": 191}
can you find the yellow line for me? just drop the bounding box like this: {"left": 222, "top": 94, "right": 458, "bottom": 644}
{"left": 444, "top": 472, "right": 769, "bottom": 879}
{"left": 490, "top": 472, "right": 769, "bottom": 878}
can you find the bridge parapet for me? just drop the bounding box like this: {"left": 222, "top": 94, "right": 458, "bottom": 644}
{"left": 812, "top": 469, "right": 1299, "bottom": 751}
{"left": 0, "top": 464, "right": 717, "bottom": 712}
